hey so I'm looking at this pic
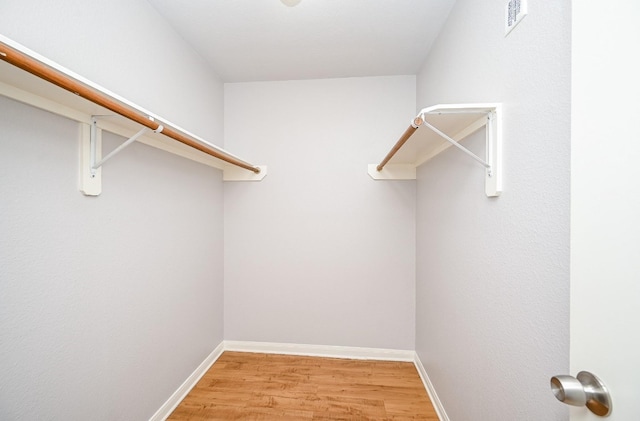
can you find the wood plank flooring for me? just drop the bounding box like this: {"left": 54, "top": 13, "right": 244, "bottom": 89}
{"left": 168, "top": 351, "right": 438, "bottom": 420}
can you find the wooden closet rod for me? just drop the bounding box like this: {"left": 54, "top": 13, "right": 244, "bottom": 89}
{"left": 376, "top": 116, "right": 423, "bottom": 171}
{"left": 0, "top": 40, "right": 260, "bottom": 174}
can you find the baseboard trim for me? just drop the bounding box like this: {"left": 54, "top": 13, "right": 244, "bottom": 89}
{"left": 148, "top": 341, "right": 225, "bottom": 421}
{"left": 223, "top": 340, "right": 415, "bottom": 362}
{"left": 414, "top": 353, "right": 449, "bottom": 421}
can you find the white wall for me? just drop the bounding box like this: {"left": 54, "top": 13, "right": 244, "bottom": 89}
{"left": 0, "top": 1, "right": 225, "bottom": 419}
{"left": 224, "top": 76, "right": 416, "bottom": 350}
{"left": 0, "top": 0, "right": 224, "bottom": 143}
{"left": 415, "top": 1, "right": 571, "bottom": 420}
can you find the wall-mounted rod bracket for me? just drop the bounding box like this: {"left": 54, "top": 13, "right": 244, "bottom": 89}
{"left": 81, "top": 116, "right": 163, "bottom": 196}
{"left": 420, "top": 113, "right": 493, "bottom": 176}
{"left": 368, "top": 103, "right": 502, "bottom": 197}
{"left": 89, "top": 116, "right": 163, "bottom": 177}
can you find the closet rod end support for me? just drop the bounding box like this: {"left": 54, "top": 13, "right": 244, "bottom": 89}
{"left": 368, "top": 163, "right": 416, "bottom": 180}
{"left": 411, "top": 116, "right": 424, "bottom": 129}
{"left": 224, "top": 165, "right": 268, "bottom": 181}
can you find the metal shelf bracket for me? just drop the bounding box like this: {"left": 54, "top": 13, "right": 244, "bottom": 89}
{"left": 90, "top": 115, "right": 164, "bottom": 176}
{"left": 369, "top": 103, "right": 502, "bottom": 197}
{"left": 80, "top": 116, "right": 163, "bottom": 196}
{"left": 419, "top": 114, "right": 492, "bottom": 175}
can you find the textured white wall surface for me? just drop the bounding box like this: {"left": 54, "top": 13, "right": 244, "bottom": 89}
{"left": 414, "top": 1, "right": 571, "bottom": 420}
{"left": 0, "top": 0, "right": 226, "bottom": 419}
{"left": 0, "top": 96, "right": 224, "bottom": 420}
{"left": 0, "top": 0, "right": 224, "bottom": 144}
{"left": 224, "top": 76, "right": 417, "bottom": 350}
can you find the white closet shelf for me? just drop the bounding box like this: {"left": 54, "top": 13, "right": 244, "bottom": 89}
{"left": 369, "top": 103, "right": 502, "bottom": 197}
{"left": 0, "top": 34, "right": 266, "bottom": 196}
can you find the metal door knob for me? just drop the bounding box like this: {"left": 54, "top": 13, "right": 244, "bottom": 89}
{"left": 550, "top": 371, "right": 612, "bottom": 417}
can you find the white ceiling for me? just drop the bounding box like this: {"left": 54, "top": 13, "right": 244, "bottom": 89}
{"left": 146, "top": 0, "right": 456, "bottom": 82}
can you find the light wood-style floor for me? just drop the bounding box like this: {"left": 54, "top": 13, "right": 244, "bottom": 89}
{"left": 168, "top": 351, "right": 438, "bottom": 420}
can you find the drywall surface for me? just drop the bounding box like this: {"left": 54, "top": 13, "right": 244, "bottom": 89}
{"left": 224, "top": 76, "right": 416, "bottom": 350}
{"left": 0, "top": 96, "right": 224, "bottom": 420}
{"left": 0, "top": 0, "right": 224, "bottom": 144}
{"left": 0, "top": 1, "right": 226, "bottom": 418}
{"left": 415, "top": 1, "right": 570, "bottom": 420}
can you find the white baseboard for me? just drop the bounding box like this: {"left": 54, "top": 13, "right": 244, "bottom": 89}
{"left": 223, "top": 340, "right": 415, "bottom": 362}
{"left": 148, "top": 341, "right": 225, "bottom": 421}
{"left": 414, "top": 353, "right": 449, "bottom": 421}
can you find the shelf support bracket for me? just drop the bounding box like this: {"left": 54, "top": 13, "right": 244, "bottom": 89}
{"left": 420, "top": 116, "right": 492, "bottom": 175}
{"left": 368, "top": 103, "right": 501, "bottom": 197}
{"left": 80, "top": 116, "right": 163, "bottom": 196}
{"left": 89, "top": 117, "right": 163, "bottom": 176}
{"left": 90, "top": 123, "right": 146, "bottom": 175}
